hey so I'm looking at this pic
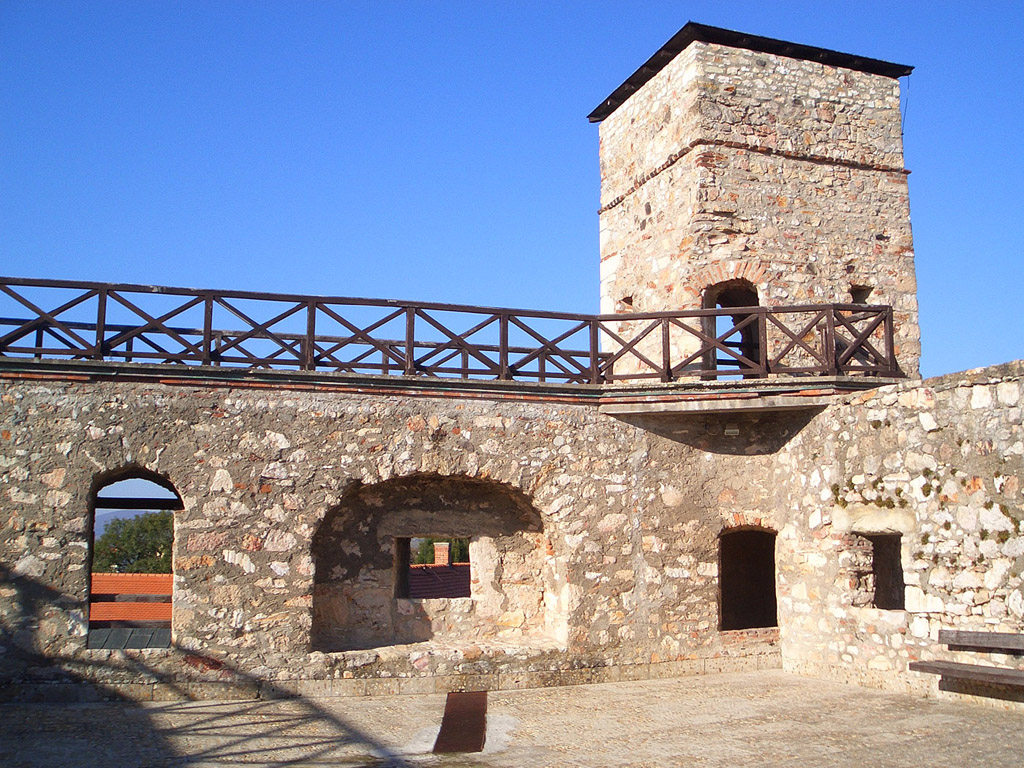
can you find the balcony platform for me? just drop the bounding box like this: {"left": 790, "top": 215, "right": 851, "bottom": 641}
{"left": 597, "top": 377, "right": 898, "bottom": 417}
{"left": 0, "top": 355, "right": 896, "bottom": 420}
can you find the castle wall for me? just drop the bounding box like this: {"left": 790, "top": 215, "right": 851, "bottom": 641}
{"left": 598, "top": 41, "right": 920, "bottom": 375}
{"left": 3, "top": 19, "right": 1014, "bottom": 710}
{"left": 776, "top": 362, "right": 1024, "bottom": 704}
{"left": 0, "top": 375, "right": 781, "bottom": 700}
{"left": 3, "top": 364, "right": 1022, "bottom": 704}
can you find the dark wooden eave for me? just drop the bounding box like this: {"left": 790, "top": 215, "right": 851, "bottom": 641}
{"left": 588, "top": 22, "right": 914, "bottom": 123}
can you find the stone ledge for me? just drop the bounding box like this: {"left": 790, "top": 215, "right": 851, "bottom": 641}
{"left": 600, "top": 393, "right": 836, "bottom": 416}
{"left": 0, "top": 650, "right": 782, "bottom": 704}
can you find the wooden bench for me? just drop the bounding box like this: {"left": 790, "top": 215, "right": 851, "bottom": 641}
{"left": 937, "top": 629, "right": 1024, "bottom": 653}
{"left": 909, "top": 630, "right": 1024, "bottom": 688}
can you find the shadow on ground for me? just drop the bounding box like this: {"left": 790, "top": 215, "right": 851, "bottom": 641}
{"left": 0, "top": 565, "right": 425, "bottom": 768}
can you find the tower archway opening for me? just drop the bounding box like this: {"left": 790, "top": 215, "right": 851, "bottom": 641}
{"left": 702, "top": 280, "right": 761, "bottom": 378}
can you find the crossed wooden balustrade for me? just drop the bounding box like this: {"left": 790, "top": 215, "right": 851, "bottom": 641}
{"left": 0, "top": 277, "right": 900, "bottom": 383}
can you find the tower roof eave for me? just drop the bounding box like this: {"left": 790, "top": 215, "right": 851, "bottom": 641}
{"left": 587, "top": 21, "right": 913, "bottom": 123}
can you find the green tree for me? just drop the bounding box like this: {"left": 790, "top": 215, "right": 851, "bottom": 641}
{"left": 93, "top": 511, "right": 173, "bottom": 573}
{"left": 413, "top": 537, "right": 469, "bottom": 564}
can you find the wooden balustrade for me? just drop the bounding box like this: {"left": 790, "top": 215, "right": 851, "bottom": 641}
{"left": 0, "top": 276, "right": 901, "bottom": 383}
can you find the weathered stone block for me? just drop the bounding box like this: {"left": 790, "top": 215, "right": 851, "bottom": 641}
{"left": 362, "top": 678, "right": 401, "bottom": 697}
{"left": 397, "top": 676, "right": 435, "bottom": 696}
{"left": 434, "top": 673, "right": 499, "bottom": 693}
{"left": 649, "top": 659, "right": 705, "bottom": 679}
{"left": 185, "top": 682, "right": 260, "bottom": 701}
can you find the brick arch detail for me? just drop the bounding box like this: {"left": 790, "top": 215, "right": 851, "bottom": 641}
{"left": 678, "top": 260, "right": 770, "bottom": 307}
{"left": 720, "top": 513, "right": 777, "bottom": 534}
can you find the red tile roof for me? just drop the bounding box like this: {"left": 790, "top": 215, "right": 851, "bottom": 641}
{"left": 408, "top": 563, "right": 471, "bottom": 599}
{"left": 90, "top": 601, "right": 171, "bottom": 622}
{"left": 91, "top": 573, "right": 172, "bottom": 596}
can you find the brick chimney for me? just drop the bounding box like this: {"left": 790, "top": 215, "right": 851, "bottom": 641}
{"left": 433, "top": 541, "right": 450, "bottom": 566}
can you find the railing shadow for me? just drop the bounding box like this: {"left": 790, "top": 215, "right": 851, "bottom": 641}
{"left": 0, "top": 565, "right": 427, "bottom": 767}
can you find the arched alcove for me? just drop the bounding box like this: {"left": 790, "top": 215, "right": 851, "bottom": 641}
{"left": 702, "top": 279, "right": 760, "bottom": 377}
{"left": 718, "top": 527, "right": 777, "bottom": 631}
{"left": 311, "top": 474, "right": 563, "bottom": 653}
{"left": 87, "top": 468, "right": 183, "bottom": 649}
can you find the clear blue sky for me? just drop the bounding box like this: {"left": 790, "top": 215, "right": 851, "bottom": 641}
{"left": 2, "top": 2, "right": 1021, "bottom": 378}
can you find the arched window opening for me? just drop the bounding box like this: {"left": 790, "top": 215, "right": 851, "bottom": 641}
{"left": 88, "top": 473, "right": 182, "bottom": 650}
{"left": 837, "top": 285, "right": 880, "bottom": 372}
{"left": 719, "top": 528, "right": 777, "bottom": 631}
{"left": 850, "top": 284, "right": 873, "bottom": 304}
{"left": 702, "top": 280, "right": 761, "bottom": 378}
{"left": 312, "top": 475, "right": 561, "bottom": 653}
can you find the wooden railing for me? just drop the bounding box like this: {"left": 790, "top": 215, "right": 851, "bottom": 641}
{"left": 0, "top": 277, "right": 900, "bottom": 383}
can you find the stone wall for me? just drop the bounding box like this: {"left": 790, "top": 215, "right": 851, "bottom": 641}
{"left": 775, "top": 361, "right": 1024, "bottom": 703}
{"left": 597, "top": 41, "right": 920, "bottom": 375}
{"left": 3, "top": 363, "right": 1023, "bottom": 704}
{"left": 0, "top": 373, "right": 782, "bottom": 700}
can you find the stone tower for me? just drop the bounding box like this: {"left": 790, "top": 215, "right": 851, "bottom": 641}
{"left": 590, "top": 23, "right": 920, "bottom": 376}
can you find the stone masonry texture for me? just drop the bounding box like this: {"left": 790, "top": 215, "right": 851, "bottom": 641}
{"left": 0, "top": 376, "right": 780, "bottom": 698}
{"left": 1, "top": 362, "right": 1022, "bottom": 706}
{"left": 776, "top": 361, "right": 1024, "bottom": 702}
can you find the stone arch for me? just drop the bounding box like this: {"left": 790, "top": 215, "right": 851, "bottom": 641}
{"left": 87, "top": 465, "right": 183, "bottom": 649}
{"left": 88, "top": 464, "right": 181, "bottom": 509}
{"left": 718, "top": 525, "right": 777, "bottom": 631}
{"left": 702, "top": 277, "right": 760, "bottom": 310}
{"left": 678, "top": 260, "right": 768, "bottom": 306}
{"left": 702, "top": 278, "right": 761, "bottom": 376}
{"left": 311, "top": 473, "right": 564, "bottom": 652}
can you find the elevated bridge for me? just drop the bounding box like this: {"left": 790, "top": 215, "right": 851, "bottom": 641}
{"left": 0, "top": 276, "right": 901, "bottom": 415}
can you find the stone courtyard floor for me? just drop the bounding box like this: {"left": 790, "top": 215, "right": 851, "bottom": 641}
{"left": 1, "top": 670, "right": 1022, "bottom": 767}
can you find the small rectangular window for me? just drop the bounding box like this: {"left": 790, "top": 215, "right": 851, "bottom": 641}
{"left": 865, "top": 534, "right": 905, "bottom": 610}
{"left": 395, "top": 538, "right": 471, "bottom": 599}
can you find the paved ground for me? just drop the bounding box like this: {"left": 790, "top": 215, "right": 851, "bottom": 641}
{"left": 1, "top": 670, "right": 1022, "bottom": 767}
